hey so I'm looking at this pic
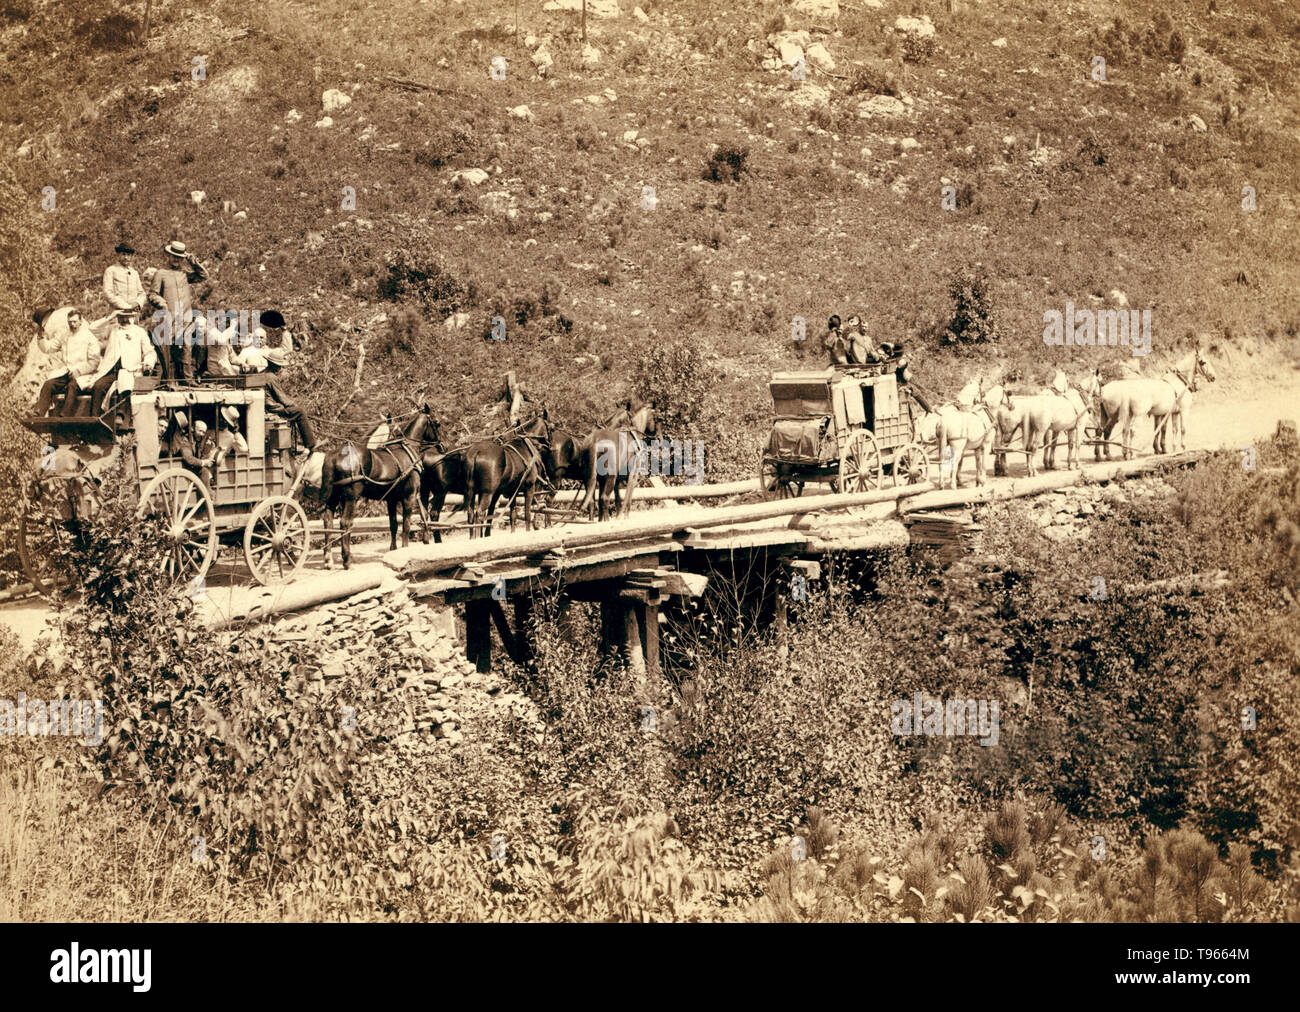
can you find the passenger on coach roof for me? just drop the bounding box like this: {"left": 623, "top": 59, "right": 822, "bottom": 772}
{"left": 89, "top": 307, "right": 158, "bottom": 418}
{"left": 103, "top": 242, "right": 146, "bottom": 315}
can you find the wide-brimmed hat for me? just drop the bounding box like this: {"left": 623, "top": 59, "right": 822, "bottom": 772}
{"left": 163, "top": 240, "right": 188, "bottom": 257}
{"left": 115, "top": 242, "right": 135, "bottom": 255}
{"left": 115, "top": 307, "right": 138, "bottom": 320}
{"left": 32, "top": 306, "right": 54, "bottom": 327}
{"left": 174, "top": 410, "right": 189, "bottom": 427}
{"left": 220, "top": 405, "right": 240, "bottom": 426}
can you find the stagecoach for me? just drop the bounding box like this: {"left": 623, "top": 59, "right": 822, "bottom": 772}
{"left": 18, "top": 375, "right": 312, "bottom": 596}
{"left": 759, "top": 361, "right": 931, "bottom": 498}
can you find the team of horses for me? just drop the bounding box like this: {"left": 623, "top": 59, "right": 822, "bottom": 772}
{"left": 915, "top": 347, "right": 1217, "bottom": 490}
{"left": 303, "top": 400, "right": 658, "bottom": 568}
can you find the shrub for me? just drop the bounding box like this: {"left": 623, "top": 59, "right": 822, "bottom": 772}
{"left": 938, "top": 266, "right": 1000, "bottom": 345}
{"left": 377, "top": 234, "right": 477, "bottom": 316}
{"left": 703, "top": 145, "right": 749, "bottom": 183}
{"left": 630, "top": 336, "right": 714, "bottom": 436}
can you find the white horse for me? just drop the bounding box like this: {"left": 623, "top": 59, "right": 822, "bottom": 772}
{"left": 1098, "top": 349, "right": 1215, "bottom": 459}
{"left": 916, "top": 385, "right": 998, "bottom": 489}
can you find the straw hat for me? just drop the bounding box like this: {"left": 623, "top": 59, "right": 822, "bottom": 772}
{"left": 163, "top": 240, "right": 188, "bottom": 258}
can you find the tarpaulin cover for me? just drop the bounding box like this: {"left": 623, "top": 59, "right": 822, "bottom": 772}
{"left": 766, "top": 419, "right": 830, "bottom": 461}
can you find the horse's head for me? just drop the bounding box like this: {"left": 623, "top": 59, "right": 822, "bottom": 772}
{"left": 520, "top": 408, "right": 551, "bottom": 445}
{"left": 1195, "top": 351, "right": 1217, "bottom": 386}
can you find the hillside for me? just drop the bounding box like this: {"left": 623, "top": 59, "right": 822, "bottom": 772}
{"left": 3, "top": 0, "right": 1300, "bottom": 478}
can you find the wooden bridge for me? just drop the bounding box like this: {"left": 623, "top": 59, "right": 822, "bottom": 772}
{"left": 195, "top": 451, "right": 1203, "bottom": 679}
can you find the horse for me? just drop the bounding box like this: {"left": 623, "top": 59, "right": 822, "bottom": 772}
{"left": 316, "top": 404, "right": 438, "bottom": 568}
{"left": 463, "top": 410, "right": 553, "bottom": 537}
{"left": 915, "top": 390, "right": 997, "bottom": 490}
{"left": 990, "top": 372, "right": 1092, "bottom": 476}
{"left": 1097, "top": 348, "right": 1214, "bottom": 460}
{"left": 584, "top": 402, "right": 657, "bottom": 521}
{"left": 539, "top": 425, "right": 593, "bottom": 516}
{"left": 419, "top": 441, "right": 469, "bottom": 545}
{"left": 1164, "top": 349, "right": 1216, "bottom": 453}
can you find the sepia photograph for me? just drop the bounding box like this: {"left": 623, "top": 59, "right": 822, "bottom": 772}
{"left": 0, "top": 0, "right": 1296, "bottom": 976}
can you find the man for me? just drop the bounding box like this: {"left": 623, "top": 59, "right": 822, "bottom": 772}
{"left": 206, "top": 315, "right": 242, "bottom": 376}
{"left": 824, "top": 315, "right": 848, "bottom": 367}
{"left": 168, "top": 411, "right": 216, "bottom": 485}
{"left": 255, "top": 325, "right": 318, "bottom": 452}
{"left": 192, "top": 419, "right": 219, "bottom": 488}
{"left": 31, "top": 308, "right": 71, "bottom": 416}
{"left": 59, "top": 309, "right": 102, "bottom": 416}
{"left": 845, "top": 315, "right": 881, "bottom": 365}
{"left": 103, "top": 243, "right": 146, "bottom": 314}
{"left": 215, "top": 405, "right": 248, "bottom": 462}
{"left": 149, "top": 240, "right": 207, "bottom": 383}
{"left": 90, "top": 307, "right": 159, "bottom": 417}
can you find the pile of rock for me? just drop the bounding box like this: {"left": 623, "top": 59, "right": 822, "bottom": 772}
{"left": 748, "top": 29, "right": 835, "bottom": 75}
{"left": 269, "top": 584, "right": 539, "bottom": 747}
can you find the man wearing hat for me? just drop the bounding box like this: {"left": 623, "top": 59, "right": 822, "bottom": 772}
{"left": 845, "top": 315, "right": 881, "bottom": 365}
{"left": 90, "top": 307, "right": 158, "bottom": 417}
{"left": 259, "top": 325, "right": 318, "bottom": 452}
{"left": 103, "top": 243, "right": 146, "bottom": 314}
{"left": 167, "top": 410, "right": 216, "bottom": 484}
{"left": 149, "top": 240, "right": 207, "bottom": 383}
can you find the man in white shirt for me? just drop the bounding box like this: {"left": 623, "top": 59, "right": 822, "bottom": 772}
{"left": 90, "top": 308, "right": 159, "bottom": 416}
{"left": 32, "top": 307, "right": 101, "bottom": 416}
{"left": 103, "top": 243, "right": 146, "bottom": 314}
{"left": 60, "top": 311, "right": 103, "bottom": 416}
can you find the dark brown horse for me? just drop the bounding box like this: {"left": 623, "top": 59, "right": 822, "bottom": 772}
{"left": 463, "top": 411, "right": 552, "bottom": 537}
{"left": 585, "top": 403, "right": 657, "bottom": 521}
{"left": 419, "top": 442, "right": 469, "bottom": 545}
{"left": 316, "top": 404, "right": 438, "bottom": 567}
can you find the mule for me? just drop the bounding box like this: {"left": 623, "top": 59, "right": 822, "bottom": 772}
{"left": 316, "top": 404, "right": 438, "bottom": 568}
{"left": 916, "top": 393, "right": 997, "bottom": 490}
{"left": 990, "top": 373, "right": 1091, "bottom": 476}
{"left": 463, "top": 411, "right": 553, "bottom": 537}
{"left": 1097, "top": 349, "right": 1214, "bottom": 460}
{"left": 584, "top": 403, "right": 657, "bottom": 521}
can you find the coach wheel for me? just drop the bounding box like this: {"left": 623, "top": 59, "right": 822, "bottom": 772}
{"left": 136, "top": 468, "right": 218, "bottom": 586}
{"left": 892, "top": 443, "right": 931, "bottom": 487}
{"left": 839, "top": 431, "right": 883, "bottom": 492}
{"left": 244, "top": 495, "right": 310, "bottom": 585}
{"left": 759, "top": 456, "right": 801, "bottom": 500}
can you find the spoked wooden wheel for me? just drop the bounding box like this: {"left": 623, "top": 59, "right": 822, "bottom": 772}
{"left": 244, "top": 495, "right": 309, "bottom": 585}
{"left": 18, "top": 482, "right": 77, "bottom": 598}
{"left": 136, "top": 468, "right": 218, "bottom": 585}
{"left": 759, "top": 456, "right": 803, "bottom": 499}
{"left": 839, "top": 430, "right": 883, "bottom": 492}
{"left": 892, "top": 442, "right": 931, "bottom": 487}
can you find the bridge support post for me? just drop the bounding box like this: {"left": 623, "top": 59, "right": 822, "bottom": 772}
{"left": 465, "top": 598, "right": 492, "bottom": 672}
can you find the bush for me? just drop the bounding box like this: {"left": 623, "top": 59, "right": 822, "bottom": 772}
{"left": 938, "top": 266, "right": 1000, "bottom": 345}
{"left": 377, "top": 234, "right": 477, "bottom": 316}
{"left": 703, "top": 145, "right": 749, "bottom": 183}
{"left": 630, "top": 336, "right": 715, "bottom": 436}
